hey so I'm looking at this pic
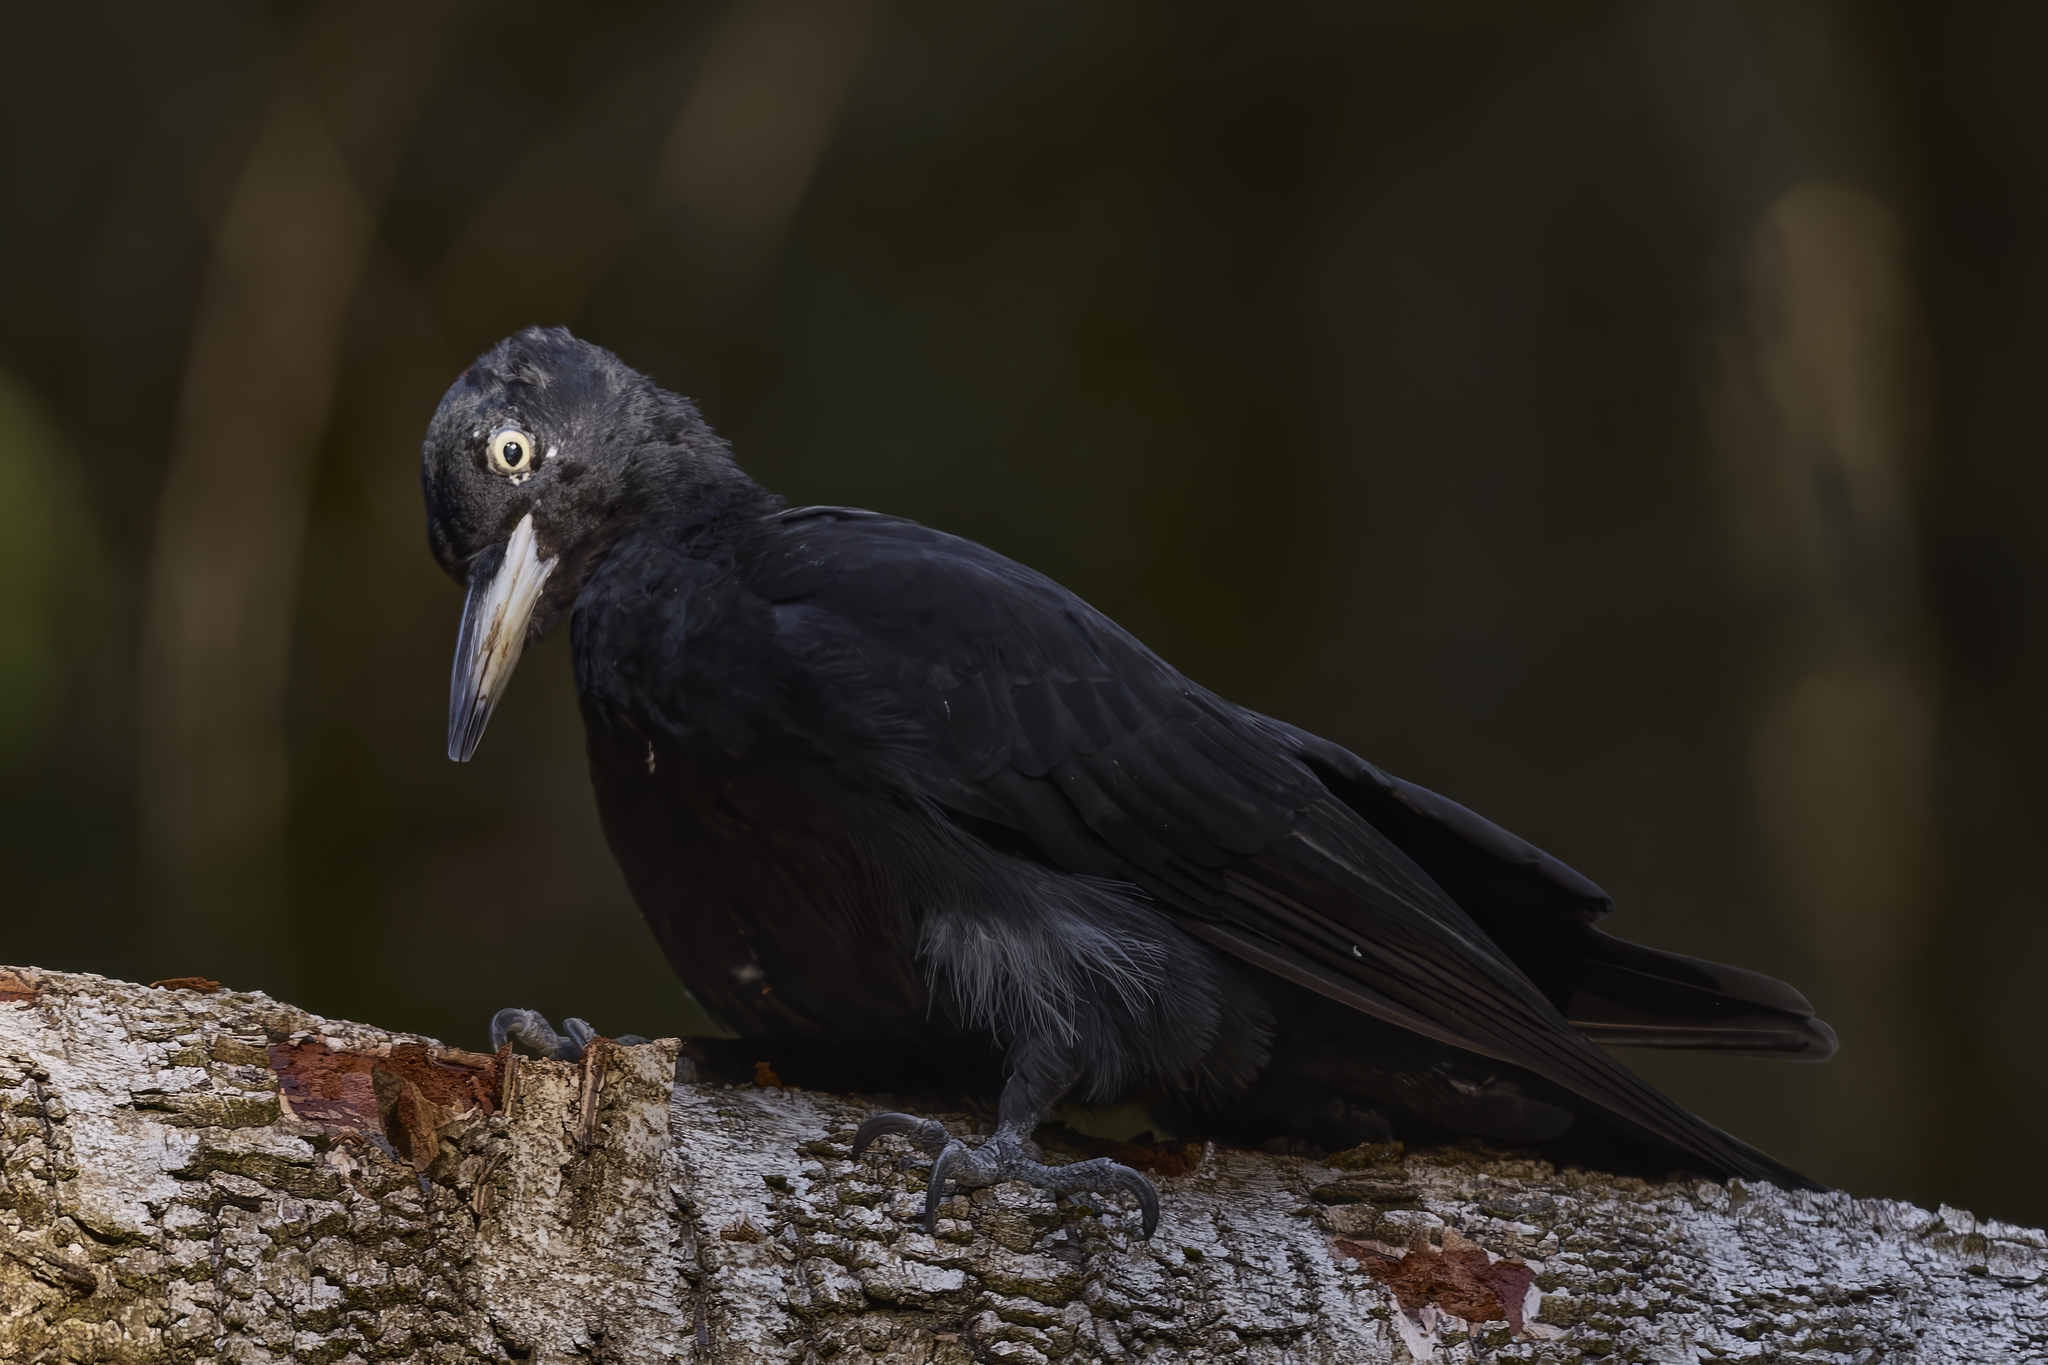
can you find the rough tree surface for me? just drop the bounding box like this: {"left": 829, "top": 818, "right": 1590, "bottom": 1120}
{"left": 2, "top": 967, "right": 2043, "bottom": 1364}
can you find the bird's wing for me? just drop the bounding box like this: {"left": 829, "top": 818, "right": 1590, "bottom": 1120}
{"left": 1266, "top": 720, "right": 1835, "bottom": 1059}
{"left": 744, "top": 506, "right": 1817, "bottom": 1186}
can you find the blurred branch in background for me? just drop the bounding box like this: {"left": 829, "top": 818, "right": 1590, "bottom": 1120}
{"left": 138, "top": 1, "right": 475, "bottom": 991}
{"left": 659, "top": 0, "right": 890, "bottom": 305}
{"left": 436, "top": 0, "right": 887, "bottom": 343}
{"left": 1709, "top": 184, "right": 1937, "bottom": 1194}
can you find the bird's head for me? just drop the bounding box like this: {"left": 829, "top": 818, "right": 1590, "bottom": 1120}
{"left": 420, "top": 326, "right": 739, "bottom": 761}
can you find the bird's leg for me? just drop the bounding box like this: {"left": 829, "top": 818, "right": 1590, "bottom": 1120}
{"left": 488, "top": 1007, "right": 649, "bottom": 1061}
{"left": 853, "top": 1036, "right": 1159, "bottom": 1240}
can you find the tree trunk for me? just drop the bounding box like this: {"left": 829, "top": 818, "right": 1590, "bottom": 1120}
{"left": 1, "top": 966, "right": 2039, "bottom": 1363}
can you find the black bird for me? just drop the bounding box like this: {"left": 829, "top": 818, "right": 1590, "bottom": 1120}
{"left": 422, "top": 327, "right": 1835, "bottom": 1238}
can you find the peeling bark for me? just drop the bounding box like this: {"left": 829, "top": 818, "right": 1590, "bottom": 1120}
{"left": 1, "top": 966, "right": 2042, "bottom": 1363}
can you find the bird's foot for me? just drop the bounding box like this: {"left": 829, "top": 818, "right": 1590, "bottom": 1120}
{"left": 489, "top": 1007, "right": 649, "bottom": 1062}
{"left": 911, "top": 1131, "right": 1157, "bottom": 1240}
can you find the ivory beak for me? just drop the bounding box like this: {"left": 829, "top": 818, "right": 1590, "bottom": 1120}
{"left": 447, "top": 513, "right": 556, "bottom": 762}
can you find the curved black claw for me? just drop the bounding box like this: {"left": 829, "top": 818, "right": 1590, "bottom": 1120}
{"left": 1047, "top": 1156, "right": 1160, "bottom": 1240}
{"left": 851, "top": 1111, "right": 953, "bottom": 1159}
{"left": 916, "top": 1133, "right": 1160, "bottom": 1240}
{"left": 924, "top": 1138, "right": 972, "bottom": 1234}
{"left": 489, "top": 1008, "right": 588, "bottom": 1061}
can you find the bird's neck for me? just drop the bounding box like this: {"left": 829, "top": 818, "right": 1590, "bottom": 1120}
{"left": 545, "top": 459, "right": 779, "bottom": 635}
{"left": 633, "top": 461, "right": 784, "bottom": 538}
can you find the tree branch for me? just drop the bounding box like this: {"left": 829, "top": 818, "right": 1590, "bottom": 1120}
{"left": 1, "top": 965, "right": 2038, "bottom": 1362}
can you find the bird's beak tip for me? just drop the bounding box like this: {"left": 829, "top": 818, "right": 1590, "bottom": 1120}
{"left": 446, "top": 513, "right": 555, "bottom": 762}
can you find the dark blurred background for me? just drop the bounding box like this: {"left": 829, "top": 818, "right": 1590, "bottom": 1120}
{"left": 3, "top": 0, "right": 2044, "bottom": 1222}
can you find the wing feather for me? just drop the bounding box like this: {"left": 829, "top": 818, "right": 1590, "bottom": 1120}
{"left": 745, "top": 507, "right": 1818, "bottom": 1187}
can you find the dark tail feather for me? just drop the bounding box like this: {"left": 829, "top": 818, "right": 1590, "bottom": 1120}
{"left": 1564, "top": 928, "right": 1837, "bottom": 1060}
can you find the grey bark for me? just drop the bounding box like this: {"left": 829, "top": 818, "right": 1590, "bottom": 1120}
{"left": 1, "top": 966, "right": 2041, "bottom": 1364}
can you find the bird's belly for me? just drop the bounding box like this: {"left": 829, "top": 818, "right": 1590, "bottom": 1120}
{"left": 586, "top": 721, "right": 943, "bottom": 1047}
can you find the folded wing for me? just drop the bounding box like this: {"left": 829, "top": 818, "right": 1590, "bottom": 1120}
{"left": 747, "top": 506, "right": 1825, "bottom": 1188}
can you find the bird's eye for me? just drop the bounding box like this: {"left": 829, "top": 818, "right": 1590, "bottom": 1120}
{"left": 487, "top": 428, "right": 535, "bottom": 476}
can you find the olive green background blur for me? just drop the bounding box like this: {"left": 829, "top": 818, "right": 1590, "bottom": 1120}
{"left": 3, "top": 0, "right": 2045, "bottom": 1222}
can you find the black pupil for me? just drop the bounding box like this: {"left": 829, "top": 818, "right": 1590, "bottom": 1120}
{"left": 502, "top": 440, "right": 523, "bottom": 465}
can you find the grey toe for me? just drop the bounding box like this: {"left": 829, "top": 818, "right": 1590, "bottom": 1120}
{"left": 851, "top": 1111, "right": 953, "bottom": 1158}
{"left": 488, "top": 1007, "right": 584, "bottom": 1061}
{"left": 917, "top": 1133, "right": 1159, "bottom": 1240}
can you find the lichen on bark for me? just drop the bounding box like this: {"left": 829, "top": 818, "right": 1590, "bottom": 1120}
{"left": 2, "top": 966, "right": 2043, "bottom": 1363}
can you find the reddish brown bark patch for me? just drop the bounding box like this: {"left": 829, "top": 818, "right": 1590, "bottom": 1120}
{"left": 0, "top": 969, "right": 40, "bottom": 1002}
{"left": 268, "top": 1040, "right": 380, "bottom": 1129}
{"left": 150, "top": 977, "right": 222, "bottom": 993}
{"left": 380, "top": 1041, "right": 500, "bottom": 1117}
{"left": 383, "top": 1041, "right": 505, "bottom": 1168}
{"left": 1334, "top": 1232, "right": 1536, "bottom": 1335}
{"left": 268, "top": 1039, "right": 502, "bottom": 1171}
